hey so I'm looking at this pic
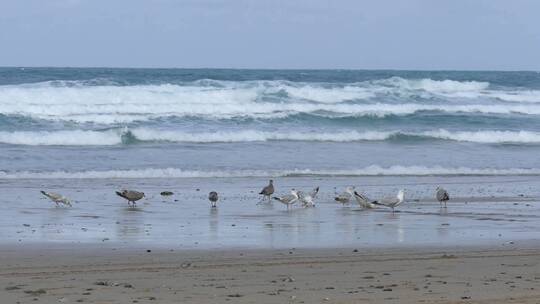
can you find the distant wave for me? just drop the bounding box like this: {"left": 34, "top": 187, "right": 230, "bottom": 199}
{"left": 2, "top": 102, "right": 540, "bottom": 124}
{"left": 2, "top": 128, "right": 540, "bottom": 145}
{"left": 1, "top": 77, "right": 540, "bottom": 124}
{"left": 2, "top": 166, "right": 540, "bottom": 179}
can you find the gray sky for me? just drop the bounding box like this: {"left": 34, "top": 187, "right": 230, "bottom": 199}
{"left": 0, "top": 0, "right": 539, "bottom": 70}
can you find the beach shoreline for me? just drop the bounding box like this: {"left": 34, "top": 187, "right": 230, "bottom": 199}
{"left": 1, "top": 175, "right": 539, "bottom": 302}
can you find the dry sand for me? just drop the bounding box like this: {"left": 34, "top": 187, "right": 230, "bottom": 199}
{"left": 1, "top": 245, "right": 540, "bottom": 304}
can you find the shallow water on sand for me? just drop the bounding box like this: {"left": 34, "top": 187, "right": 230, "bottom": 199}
{"left": 1, "top": 176, "right": 539, "bottom": 250}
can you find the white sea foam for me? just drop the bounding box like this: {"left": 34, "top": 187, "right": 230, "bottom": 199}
{"left": 377, "top": 77, "right": 490, "bottom": 93}
{"left": 1, "top": 128, "right": 540, "bottom": 145}
{"left": 2, "top": 78, "right": 540, "bottom": 124}
{"left": 282, "top": 85, "right": 375, "bottom": 103}
{"left": 421, "top": 129, "right": 540, "bottom": 144}
{"left": 1, "top": 165, "right": 539, "bottom": 179}
{"left": 131, "top": 129, "right": 392, "bottom": 143}
{"left": 0, "top": 130, "right": 123, "bottom": 146}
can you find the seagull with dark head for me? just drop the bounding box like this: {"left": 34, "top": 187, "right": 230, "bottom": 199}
{"left": 259, "top": 179, "right": 274, "bottom": 201}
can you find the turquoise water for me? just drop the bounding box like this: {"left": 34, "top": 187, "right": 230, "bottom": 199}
{"left": 1, "top": 68, "right": 540, "bottom": 178}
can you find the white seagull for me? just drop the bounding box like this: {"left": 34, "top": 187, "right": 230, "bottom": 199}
{"left": 372, "top": 189, "right": 405, "bottom": 213}
{"left": 298, "top": 186, "right": 319, "bottom": 207}
{"left": 273, "top": 190, "right": 299, "bottom": 209}
{"left": 334, "top": 186, "right": 354, "bottom": 205}
{"left": 40, "top": 191, "right": 72, "bottom": 207}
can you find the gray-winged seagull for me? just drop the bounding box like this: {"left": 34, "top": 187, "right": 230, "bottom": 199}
{"left": 372, "top": 189, "right": 405, "bottom": 213}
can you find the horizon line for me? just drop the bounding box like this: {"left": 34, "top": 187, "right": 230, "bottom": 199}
{"left": 1, "top": 65, "right": 538, "bottom": 73}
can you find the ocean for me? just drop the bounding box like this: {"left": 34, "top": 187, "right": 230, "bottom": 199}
{"left": 1, "top": 68, "right": 540, "bottom": 178}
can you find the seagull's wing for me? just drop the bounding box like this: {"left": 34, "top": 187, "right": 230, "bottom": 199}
{"left": 277, "top": 194, "right": 297, "bottom": 204}
{"left": 373, "top": 196, "right": 399, "bottom": 207}
{"left": 354, "top": 191, "right": 376, "bottom": 208}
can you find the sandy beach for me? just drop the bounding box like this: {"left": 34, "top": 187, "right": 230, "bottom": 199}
{"left": 1, "top": 245, "right": 540, "bottom": 304}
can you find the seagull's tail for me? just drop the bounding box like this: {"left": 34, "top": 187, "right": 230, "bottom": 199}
{"left": 115, "top": 191, "right": 126, "bottom": 199}
{"left": 272, "top": 197, "right": 281, "bottom": 202}
{"left": 40, "top": 190, "right": 47, "bottom": 196}
{"left": 371, "top": 201, "right": 383, "bottom": 206}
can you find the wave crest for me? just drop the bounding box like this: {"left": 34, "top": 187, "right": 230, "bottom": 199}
{"left": 2, "top": 77, "right": 540, "bottom": 124}
{"left": 2, "top": 166, "right": 540, "bottom": 179}
{"left": 2, "top": 128, "right": 540, "bottom": 145}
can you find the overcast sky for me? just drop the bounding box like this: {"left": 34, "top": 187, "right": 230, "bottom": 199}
{"left": 0, "top": 0, "right": 539, "bottom": 70}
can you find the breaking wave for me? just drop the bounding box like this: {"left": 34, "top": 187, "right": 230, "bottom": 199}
{"left": 2, "top": 128, "right": 540, "bottom": 145}
{"left": 2, "top": 166, "right": 540, "bottom": 179}
{"left": 1, "top": 77, "right": 540, "bottom": 124}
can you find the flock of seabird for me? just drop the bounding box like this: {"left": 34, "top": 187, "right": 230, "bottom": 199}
{"left": 40, "top": 179, "right": 450, "bottom": 213}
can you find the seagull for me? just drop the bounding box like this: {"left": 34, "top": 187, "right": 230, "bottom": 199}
{"left": 40, "top": 191, "right": 72, "bottom": 207}
{"left": 353, "top": 190, "right": 376, "bottom": 209}
{"left": 334, "top": 186, "right": 354, "bottom": 205}
{"left": 436, "top": 187, "right": 450, "bottom": 208}
{"left": 208, "top": 191, "right": 219, "bottom": 208}
{"left": 298, "top": 186, "right": 319, "bottom": 207}
{"left": 116, "top": 190, "right": 145, "bottom": 207}
{"left": 259, "top": 179, "right": 274, "bottom": 201}
{"left": 273, "top": 190, "right": 299, "bottom": 209}
{"left": 372, "top": 189, "right": 405, "bottom": 213}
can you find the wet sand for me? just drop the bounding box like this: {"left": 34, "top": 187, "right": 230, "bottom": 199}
{"left": 1, "top": 175, "right": 539, "bottom": 249}
{"left": 1, "top": 245, "right": 540, "bottom": 303}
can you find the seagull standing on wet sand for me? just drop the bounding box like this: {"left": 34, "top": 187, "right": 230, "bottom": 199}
{"left": 298, "top": 186, "right": 319, "bottom": 207}
{"left": 116, "top": 190, "right": 145, "bottom": 207}
{"left": 259, "top": 179, "right": 274, "bottom": 201}
{"left": 372, "top": 189, "right": 405, "bottom": 213}
{"left": 273, "top": 190, "right": 299, "bottom": 209}
{"left": 436, "top": 187, "right": 450, "bottom": 208}
{"left": 334, "top": 186, "right": 354, "bottom": 205}
{"left": 40, "top": 191, "right": 72, "bottom": 207}
{"left": 208, "top": 191, "right": 219, "bottom": 208}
